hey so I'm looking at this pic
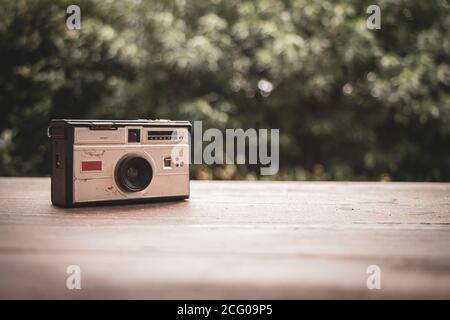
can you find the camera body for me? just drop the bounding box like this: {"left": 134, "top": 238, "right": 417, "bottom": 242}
{"left": 48, "top": 119, "right": 191, "bottom": 207}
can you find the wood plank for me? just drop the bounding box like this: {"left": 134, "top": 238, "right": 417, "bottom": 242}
{"left": 0, "top": 178, "right": 449, "bottom": 299}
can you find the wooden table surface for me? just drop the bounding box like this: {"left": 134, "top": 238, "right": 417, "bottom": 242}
{"left": 0, "top": 178, "right": 449, "bottom": 299}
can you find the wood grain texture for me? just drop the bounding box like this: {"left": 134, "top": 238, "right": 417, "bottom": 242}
{"left": 0, "top": 177, "right": 449, "bottom": 299}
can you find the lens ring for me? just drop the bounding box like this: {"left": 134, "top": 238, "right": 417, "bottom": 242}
{"left": 115, "top": 155, "right": 152, "bottom": 192}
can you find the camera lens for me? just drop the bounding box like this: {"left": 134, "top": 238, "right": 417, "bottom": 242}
{"left": 115, "top": 155, "right": 152, "bottom": 192}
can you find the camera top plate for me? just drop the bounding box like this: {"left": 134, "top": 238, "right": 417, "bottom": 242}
{"left": 48, "top": 119, "right": 191, "bottom": 138}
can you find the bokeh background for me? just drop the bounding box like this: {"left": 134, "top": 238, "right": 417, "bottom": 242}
{"left": 0, "top": 0, "right": 449, "bottom": 181}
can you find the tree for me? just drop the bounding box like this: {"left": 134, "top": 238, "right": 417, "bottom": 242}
{"left": 1, "top": 0, "right": 449, "bottom": 180}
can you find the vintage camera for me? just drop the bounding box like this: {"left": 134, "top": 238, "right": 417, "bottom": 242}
{"left": 48, "top": 119, "right": 191, "bottom": 207}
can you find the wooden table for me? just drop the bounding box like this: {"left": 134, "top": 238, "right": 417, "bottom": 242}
{"left": 0, "top": 178, "right": 449, "bottom": 299}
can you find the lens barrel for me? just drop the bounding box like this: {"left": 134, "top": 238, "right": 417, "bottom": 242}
{"left": 115, "top": 155, "right": 152, "bottom": 192}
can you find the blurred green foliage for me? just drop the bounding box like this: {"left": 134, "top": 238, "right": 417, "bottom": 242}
{"left": 0, "top": 0, "right": 449, "bottom": 180}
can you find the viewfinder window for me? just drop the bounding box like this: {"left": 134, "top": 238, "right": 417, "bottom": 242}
{"left": 128, "top": 129, "right": 141, "bottom": 143}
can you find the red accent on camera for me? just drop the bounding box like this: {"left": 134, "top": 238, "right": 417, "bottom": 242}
{"left": 81, "top": 161, "right": 102, "bottom": 171}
